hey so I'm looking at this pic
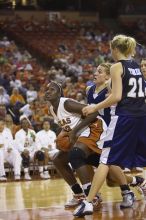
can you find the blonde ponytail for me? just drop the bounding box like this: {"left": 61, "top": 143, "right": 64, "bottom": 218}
{"left": 110, "top": 35, "right": 136, "bottom": 57}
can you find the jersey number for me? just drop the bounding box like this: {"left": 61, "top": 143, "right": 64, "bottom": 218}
{"left": 127, "top": 78, "right": 145, "bottom": 98}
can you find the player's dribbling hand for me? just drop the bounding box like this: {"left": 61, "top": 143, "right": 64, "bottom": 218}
{"left": 82, "top": 104, "right": 97, "bottom": 116}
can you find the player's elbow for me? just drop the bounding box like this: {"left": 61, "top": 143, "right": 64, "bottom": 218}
{"left": 115, "top": 96, "right": 121, "bottom": 102}
{"left": 113, "top": 94, "right": 122, "bottom": 103}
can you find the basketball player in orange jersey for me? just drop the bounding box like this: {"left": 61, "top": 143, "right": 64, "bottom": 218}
{"left": 45, "top": 81, "right": 107, "bottom": 207}
{"left": 45, "top": 81, "right": 145, "bottom": 209}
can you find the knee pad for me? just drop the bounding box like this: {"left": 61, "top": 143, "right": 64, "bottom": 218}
{"left": 21, "top": 153, "right": 30, "bottom": 167}
{"left": 68, "top": 147, "right": 86, "bottom": 170}
{"left": 86, "top": 153, "right": 100, "bottom": 167}
{"left": 35, "top": 151, "right": 45, "bottom": 161}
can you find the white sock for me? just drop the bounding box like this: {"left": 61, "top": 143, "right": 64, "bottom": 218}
{"left": 24, "top": 168, "right": 29, "bottom": 173}
{"left": 131, "top": 176, "right": 137, "bottom": 185}
{"left": 82, "top": 182, "right": 91, "bottom": 190}
{"left": 39, "top": 166, "right": 43, "bottom": 173}
{"left": 44, "top": 165, "right": 48, "bottom": 170}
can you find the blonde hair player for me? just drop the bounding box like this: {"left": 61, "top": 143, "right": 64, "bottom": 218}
{"left": 74, "top": 35, "right": 146, "bottom": 217}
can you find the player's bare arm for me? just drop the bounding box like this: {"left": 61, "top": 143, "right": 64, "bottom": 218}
{"left": 64, "top": 99, "right": 99, "bottom": 143}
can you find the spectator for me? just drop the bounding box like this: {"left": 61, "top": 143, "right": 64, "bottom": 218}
{"left": 36, "top": 119, "right": 59, "bottom": 178}
{"left": 19, "top": 100, "right": 34, "bottom": 118}
{"left": 31, "top": 100, "right": 48, "bottom": 131}
{"left": 15, "top": 115, "right": 49, "bottom": 180}
{"left": 0, "top": 86, "right": 10, "bottom": 106}
{"left": 5, "top": 114, "right": 19, "bottom": 138}
{"left": 0, "top": 118, "right": 22, "bottom": 181}
{"left": 75, "top": 92, "right": 86, "bottom": 104}
{"left": 26, "top": 84, "right": 37, "bottom": 103}
{"left": 0, "top": 104, "right": 7, "bottom": 118}
{"left": 10, "top": 75, "right": 26, "bottom": 95}
{"left": 10, "top": 88, "right": 25, "bottom": 107}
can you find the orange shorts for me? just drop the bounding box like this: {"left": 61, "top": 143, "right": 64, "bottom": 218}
{"left": 77, "top": 116, "right": 107, "bottom": 154}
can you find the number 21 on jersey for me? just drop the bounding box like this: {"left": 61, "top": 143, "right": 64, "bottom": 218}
{"left": 127, "top": 77, "right": 145, "bottom": 98}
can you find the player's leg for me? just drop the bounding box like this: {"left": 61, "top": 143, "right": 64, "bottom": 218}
{"left": 34, "top": 150, "right": 50, "bottom": 179}
{"left": 107, "top": 166, "right": 145, "bottom": 187}
{"left": 73, "top": 116, "right": 136, "bottom": 217}
{"left": 43, "top": 149, "right": 51, "bottom": 178}
{"left": 69, "top": 142, "right": 94, "bottom": 189}
{"left": 133, "top": 116, "right": 146, "bottom": 199}
{"left": 6, "top": 149, "right": 22, "bottom": 180}
{"left": 69, "top": 117, "right": 106, "bottom": 198}
{"left": 0, "top": 150, "right": 7, "bottom": 181}
{"left": 21, "top": 151, "right": 31, "bottom": 180}
{"left": 68, "top": 142, "right": 102, "bottom": 210}
{"left": 53, "top": 150, "right": 84, "bottom": 207}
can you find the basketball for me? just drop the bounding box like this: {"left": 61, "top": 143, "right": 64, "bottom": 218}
{"left": 56, "top": 130, "right": 71, "bottom": 152}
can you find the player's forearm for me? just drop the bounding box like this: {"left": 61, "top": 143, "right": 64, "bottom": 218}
{"left": 73, "top": 112, "right": 98, "bottom": 135}
{"left": 94, "top": 94, "right": 119, "bottom": 111}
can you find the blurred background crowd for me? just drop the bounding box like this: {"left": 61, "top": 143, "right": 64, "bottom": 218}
{"left": 0, "top": 0, "right": 146, "bottom": 180}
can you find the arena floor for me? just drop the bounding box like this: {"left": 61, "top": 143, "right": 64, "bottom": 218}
{"left": 0, "top": 173, "right": 146, "bottom": 220}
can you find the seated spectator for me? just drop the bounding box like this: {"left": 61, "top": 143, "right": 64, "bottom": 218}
{"left": 75, "top": 76, "right": 86, "bottom": 92}
{"left": 10, "top": 75, "right": 26, "bottom": 96}
{"left": 19, "top": 100, "right": 34, "bottom": 118}
{"left": 0, "top": 118, "right": 22, "bottom": 181}
{"left": 10, "top": 88, "right": 25, "bottom": 107}
{"left": 55, "top": 69, "right": 66, "bottom": 84}
{"left": 10, "top": 88, "right": 25, "bottom": 123}
{"left": 26, "top": 84, "right": 37, "bottom": 103}
{"left": 75, "top": 92, "right": 86, "bottom": 104}
{"left": 36, "top": 118, "right": 59, "bottom": 178}
{"left": 5, "top": 114, "right": 19, "bottom": 138}
{"left": 37, "top": 86, "right": 45, "bottom": 100}
{"left": 0, "top": 104, "right": 7, "bottom": 118}
{"left": 63, "top": 77, "right": 76, "bottom": 98}
{"left": 15, "top": 115, "right": 49, "bottom": 180}
{"left": 31, "top": 100, "right": 48, "bottom": 131}
{"left": 0, "top": 86, "right": 10, "bottom": 107}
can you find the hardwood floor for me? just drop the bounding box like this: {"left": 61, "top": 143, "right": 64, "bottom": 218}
{"left": 0, "top": 174, "right": 146, "bottom": 220}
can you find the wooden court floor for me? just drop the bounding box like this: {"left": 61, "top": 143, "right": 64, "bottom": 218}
{"left": 0, "top": 175, "right": 146, "bottom": 220}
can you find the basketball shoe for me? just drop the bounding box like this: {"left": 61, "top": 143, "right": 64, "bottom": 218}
{"left": 73, "top": 200, "right": 93, "bottom": 217}
{"left": 65, "top": 193, "right": 85, "bottom": 208}
{"left": 120, "top": 190, "right": 135, "bottom": 208}
{"left": 92, "top": 193, "right": 102, "bottom": 211}
{"left": 130, "top": 176, "right": 146, "bottom": 199}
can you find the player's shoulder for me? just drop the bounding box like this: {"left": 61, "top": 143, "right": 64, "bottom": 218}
{"left": 111, "top": 62, "right": 122, "bottom": 69}
{"left": 110, "top": 62, "right": 123, "bottom": 75}
{"left": 86, "top": 85, "right": 92, "bottom": 94}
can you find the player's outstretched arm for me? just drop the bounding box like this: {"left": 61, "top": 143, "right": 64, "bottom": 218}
{"left": 64, "top": 99, "right": 98, "bottom": 143}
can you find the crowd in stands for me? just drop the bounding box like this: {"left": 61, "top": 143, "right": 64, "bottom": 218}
{"left": 0, "top": 15, "right": 146, "bottom": 181}
{"left": 120, "top": 18, "right": 146, "bottom": 55}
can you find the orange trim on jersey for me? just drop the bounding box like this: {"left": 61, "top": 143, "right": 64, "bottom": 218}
{"left": 77, "top": 118, "right": 103, "bottom": 154}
